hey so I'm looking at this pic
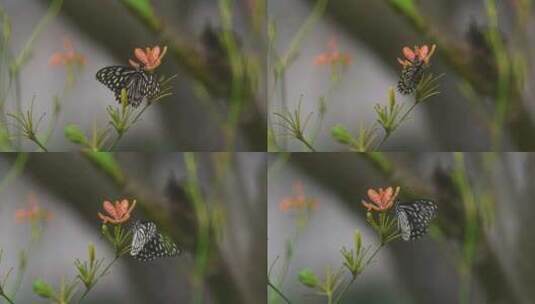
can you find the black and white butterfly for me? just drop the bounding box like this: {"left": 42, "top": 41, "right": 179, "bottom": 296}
{"left": 397, "top": 59, "right": 425, "bottom": 95}
{"left": 96, "top": 66, "right": 160, "bottom": 107}
{"left": 130, "top": 221, "right": 180, "bottom": 262}
{"left": 394, "top": 199, "right": 437, "bottom": 241}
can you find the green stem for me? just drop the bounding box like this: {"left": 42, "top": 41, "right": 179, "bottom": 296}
{"left": 108, "top": 132, "right": 124, "bottom": 151}
{"left": 394, "top": 101, "right": 418, "bottom": 131}
{"left": 375, "top": 132, "right": 391, "bottom": 150}
{"left": 296, "top": 135, "right": 316, "bottom": 152}
{"left": 0, "top": 293, "right": 15, "bottom": 304}
{"left": 267, "top": 281, "right": 292, "bottom": 304}
{"left": 77, "top": 256, "right": 119, "bottom": 304}
{"left": 30, "top": 136, "right": 48, "bottom": 152}
{"left": 334, "top": 277, "right": 356, "bottom": 304}
{"left": 0, "top": 153, "right": 28, "bottom": 194}
{"left": 365, "top": 244, "right": 383, "bottom": 266}
{"left": 334, "top": 244, "right": 383, "bottom": 304}
{"left": 130, "top": 103, "right": 151, "bottom": 125}
{"left": 184, "top": 153, "right": 211, "bottom": 304}
{"left": 376, "top": 101, "right": 419, "bottom": 150}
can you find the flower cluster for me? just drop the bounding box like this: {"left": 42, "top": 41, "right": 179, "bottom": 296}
{"left": 49, "top": 37, "right": 86, "bottom": 67}
{"left": 314, "top": 37, "right": 351, "bottom": 67}
{"left": 15, "top": 194, "right": 53, "bottom": 224}
{"left": 98, "top": 199, "right": 136, "bottom": 257}
{"left": 129, "top": 45, "right": 168, "bottom": 71}
{"left": 98, "top": 199, "right": 136, "bottom": 224}
{"left": 279, "top": 181, "right": 318, "bottom": 212}
{"left": 361, "top": 186, "right": 399, "bottom": 212}
{"left": 397, "top": 44, "right": 436, "bottom": 67}
{"left": 361, "top": 186, "right": 400, "bottom": 245}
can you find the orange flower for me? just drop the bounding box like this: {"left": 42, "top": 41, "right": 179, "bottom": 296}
{"left": 15, "top": 193, "right": 53, "bottom": 223}
{"left": 314, "top": 37, "right": 351, "bottom": 66}
{"left": 98, "top": 199, "right": 136, "bottom": 224}
{"left": 397, "top": 44, "right": 436, "bottom": 68}
{"left": 279, "top": 181, "right": 318, "bottom": 212}
{"left": 361, "top": 186, "right": 400, "bottom": 212}
{"left": 129, "top": 45, "right": 168, "bottom": 71}
{"left": 49, "top": 37, "right": 86, "bottom": 67}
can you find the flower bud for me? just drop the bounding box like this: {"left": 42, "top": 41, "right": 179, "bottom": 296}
{"left": 33, "top": 279, "right": 55, "bottom": 298}
{"left": 298, "top": 268, "right": 319, "bottom": 288}
{"left": 88, "top": 243, "right": 96, "bottom": 266}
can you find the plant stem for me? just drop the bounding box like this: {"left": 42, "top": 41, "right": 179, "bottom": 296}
{"left": 77, "top": 256, "right": 119, "bottom": 304}
{"left": 131, "top": 103, "right": 151, "bottom": 125}
{"left": 327, "top": 291, "right": 333, "bottom": 304}
{"left": 376, "top": 100, "right": 419, "bottom": 150}
{"left": 333, "top": 244, "right": 383, "bottom": 304}
{"left": 267, "top": 281, "right": 292, "bottom": 304}
{"left": 375, "top": 132, "right": 391, "bottom": 150}
{"left": 296, "top": 135, "right": 316, "bottom": 152}
{"left": 30, "top": 136, "right": 48, "bottom": 152}
{"left": 0, "top": 292, "right": 15, "bottom": 304}
{"left": 334, "top": 277, "right": 356, "bottom": 304}
{"left": 184, "top": 153, "right": 211, "bottom": 304}
{"left": 108, "top": 132, "right": 124, "bottom": 151}
{"left": 365, "top": 244, "right": 383, "bottom": 266}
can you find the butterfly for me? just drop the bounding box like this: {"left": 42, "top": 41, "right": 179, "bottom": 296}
{"left": 397, "top": 59, "right": 425, "bottom": 95}
{"left": 394, "top": 199, "right": 437, "bottom": 241}
{"left": 130, "top": 221, "right": 180, "bottom": 262}
{"left": 96, "top": 66, "right": 160, "bottom": 107}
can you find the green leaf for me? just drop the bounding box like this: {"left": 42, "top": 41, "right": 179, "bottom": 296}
{"left": 121, "top": 0, "right": 154, "bottom": 16}
{"left": 298, "top": 268, "right": 319, "bottom": 288}
{"left": 389, "top": 0, "right": 418, "bottom": 14}
{"left": 33, "top": 279, "right": 55, "bottom": 298}
{"left": 83, "top": 152, "right": 124, "bottom": 185}
{"left": 120, "top": 0, "right": 160, "bottom": 30}
{"left": 387, "top": 0, "right": 425, "bottom": 29}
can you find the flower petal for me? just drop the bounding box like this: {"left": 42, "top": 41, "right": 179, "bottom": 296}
{"left": 116, "top": 199, "right": 129, "bottom": 218}
{"left": 151, "top": 46, "right": 161, "bottom": 61}
{"left": 49, "top": 53, "right": 65, "bottom": 66}
{"left": 362, "top": 200, "right": 379, "bottom": 211}
{"left": 102, "top": 201, "right": 118, "bottom": 219}
{"left": 135, "top": 48, "right": 149, "bottom": 65}
{"left": 383, "top": 187, "right": 393, "bottom": 202}
{"left": 158, "top": 46, "right": 168, "bottom": 61}
{"left": 98, "top": 213, "right": 113, "bottom": 224}
{"left": 126, "top": 199, "right": 136, "bottom": 217}
{"left": 419, "top": 45, "right": 429, "bottom": 59}
{"left": 367, "top": 189, "right": 381, "bottom": 205}
{"left": 129, "top": 59, "right": 141, "bottom": 69}
{"left": 402, "top": 47, "right": 416, "bottom": 61}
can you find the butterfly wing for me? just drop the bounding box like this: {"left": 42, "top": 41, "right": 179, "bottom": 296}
{"left": 133, "top": 232, "right": 180, "bottom": 262}
{"left": 96, "top": 66, "right": 160, "bottom": 107}
{"left": 395, "top": 199, "right": 437, "bottom": 240}
{"left": 397, "top": 60, "right": 425, "bottom": 95}
{"left": 96, "top": 66, "right": 137, "bottom": 94}
{"left": 143, "top": 72, "right": 160, "bottom": 100}
{"left": 125, "top": 73, "right": 148, "bottom": 107}
{"left": 396, "top": 208, "right": 411, "bottom": 241}
{"left": 130, "top": 221, "right": 157, "bottom": 256}
{"left": 131, "top": 221, "right": 180, "bottom": 262}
